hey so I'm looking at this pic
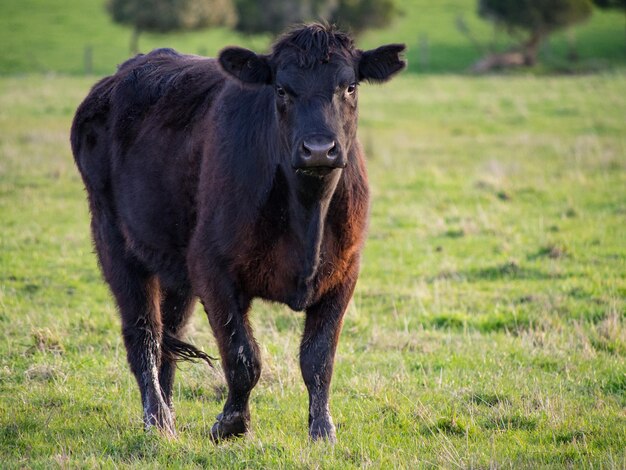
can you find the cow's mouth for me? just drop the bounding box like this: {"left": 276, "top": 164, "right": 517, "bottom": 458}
{"left": 295, "top": 167, "right": 338, "bottom": 178}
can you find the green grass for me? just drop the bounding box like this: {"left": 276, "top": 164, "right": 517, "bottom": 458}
{"left": 0, "top": 0, "right": 625, "bottom": 75}
{"left": 1, "top": 71, "right": 625, "bottom": 467}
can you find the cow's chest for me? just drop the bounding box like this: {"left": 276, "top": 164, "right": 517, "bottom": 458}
{"left": 233, "top": 166, "right": 349, "bottom": 310}
{"left": 239, "top": 222, "right": 338, "bottom": 311}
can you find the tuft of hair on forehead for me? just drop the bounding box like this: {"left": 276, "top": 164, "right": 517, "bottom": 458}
{"left": 271, "top": 23, "right": 355, "bottom": 68}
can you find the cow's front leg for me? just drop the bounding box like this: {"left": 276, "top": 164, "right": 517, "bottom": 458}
{"left": 300, "top": 270, "right": 357, "bottom": 442}
{"left": 195, "top": 273, "right": 260, "bottom": 441}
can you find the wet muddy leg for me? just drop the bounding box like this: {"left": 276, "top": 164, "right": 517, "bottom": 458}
{"left": 197, "top": 276, "right": 261, "bottom": 440}
{"left": 300, "top": 276, "right": 356, "bottom": 442}
{"left": 158, "top": 285, "right": 196, "bottom": 414}
{"left": 92, "top": 217, "right": 174, "bottom": 435}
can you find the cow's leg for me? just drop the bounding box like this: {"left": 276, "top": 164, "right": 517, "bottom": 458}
{"left": 300, "top": 270, "right": 358, "bottom": 442}
{"left": 158, "top": 284, "right": 196, "bottom": 414}
{"left": 91, "top": 216, "right": 174, "bottom": 436}
{"left": 195, "top": 275, "right": 260, "bottom": 440}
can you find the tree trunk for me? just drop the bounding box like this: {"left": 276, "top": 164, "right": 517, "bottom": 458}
{"left": 130, "top": 27, "right": 141, "bottom": 55}
{"left": 567, "top": 28, "right": 579, "bottom": 63}
{"left": 471, "top": 51, "right": 526, "bottom": 73}
{"left": 522, "top": 30, "right": 545, "bottom": 66}
{"left": 471, "top": 29, "right": 547, "bottom": 73}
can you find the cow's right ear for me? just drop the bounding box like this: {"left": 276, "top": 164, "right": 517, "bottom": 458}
{"left": 219, "top": 47, "right": 272, "bottom": 85}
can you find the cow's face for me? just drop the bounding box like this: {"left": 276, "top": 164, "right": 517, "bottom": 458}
{"left": 270, "top": 58, "right": 358, "bottom": 176}
{"left": 219, "top": 25, "right": 405, "bottom": 177}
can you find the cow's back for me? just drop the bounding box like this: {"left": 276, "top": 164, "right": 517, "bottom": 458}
{"left": 71, "top": 49, "right": 227, "bottom": 285}
{"left": 71, "top": 49, "right": 224, "bottom": 191}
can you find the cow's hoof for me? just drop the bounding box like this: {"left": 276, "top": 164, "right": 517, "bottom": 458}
{"left": 309, "top": 417, "right": 336, "bottom": 443}
{"left": 210, "top": 412, "right": 249, "bottom": 441}
{"left": 144, "top": 405, "right": 176, "bottom": 438}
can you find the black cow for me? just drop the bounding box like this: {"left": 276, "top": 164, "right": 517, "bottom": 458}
{"left": 71, "top": 23, "right": 405, "bottom": 442}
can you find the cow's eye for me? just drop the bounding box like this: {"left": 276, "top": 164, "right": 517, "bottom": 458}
{"left": 276, "top": 86, "right": 287, "bottom": 98}
{"left": 346, "top": 83, "right": 357, "bottom": 95}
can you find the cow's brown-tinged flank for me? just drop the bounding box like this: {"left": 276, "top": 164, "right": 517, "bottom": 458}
{"left": 70, "top": 23, "right": 405, "bottom": 442}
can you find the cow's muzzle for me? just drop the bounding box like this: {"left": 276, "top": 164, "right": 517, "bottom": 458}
{"left": 292, "top": 136, "right": 346, "bottom": 175}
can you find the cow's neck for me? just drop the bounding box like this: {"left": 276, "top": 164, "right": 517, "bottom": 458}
{"left": 292, "top": 170, "right": 342, "bottom": 302}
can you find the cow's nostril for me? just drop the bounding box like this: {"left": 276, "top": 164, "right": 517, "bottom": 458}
{"left": 302, "top": 142, "right": 312, "bottom": 157}
{"left": 328, "top": 143, "right": 338, "bottom": 157}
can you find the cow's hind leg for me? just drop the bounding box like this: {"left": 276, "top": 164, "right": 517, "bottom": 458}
{"left": 159, "top": 285, "right": 212, "bottom": 414}
{"left": 91, "top": 216, "right": 174, "bottom": 436}
{"left": 158, "top": 285, "right": 194, "bottom": 412}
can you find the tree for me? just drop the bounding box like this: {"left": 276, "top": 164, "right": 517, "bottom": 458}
{"left": 234, "top": 0, "right": 333, "bottom": 35}
{"left": 233, "top": 0, "right": 396, "bottom": 36}
{"left": 592, "top": 0, "right": 626, "bottom": 43}
{"left": 108, "top": 0, "right": 237, "bottom": 54}
{"left": 331, "top": 0, "right": 397, "bottom": 34}
{"left": 592, "top": 0, "right": 625, "bottom": 9}
{"left": 475, "top": 0, "right": 592, "bottom": 70}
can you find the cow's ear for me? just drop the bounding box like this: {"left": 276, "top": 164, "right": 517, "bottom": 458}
{"left": 358, "top": 44, "right": 406, "bottom": 83}
{"left": 219, "top": 47, "right": 272, "bottom": 85}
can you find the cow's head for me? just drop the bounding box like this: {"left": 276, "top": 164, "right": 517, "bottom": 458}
{"left": 219, "top": 23, "right": 405, "bottom": 177}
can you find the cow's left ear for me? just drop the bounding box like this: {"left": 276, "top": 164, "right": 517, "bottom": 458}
{"left": 219, "top": 47, "right": 272, "bottom": 85}
{"left": 358, "top": 44, "right": 406, "bottom": 83}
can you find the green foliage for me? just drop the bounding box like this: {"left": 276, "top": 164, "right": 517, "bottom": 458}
{"left": 1, "top": 70, "right": 625, "bottom": 467}
{"left": 331, "top": 0, "right": 397, "bottom": 33}
{"left": 107, "top": 0, "right": 237, "bottom": 33}
{"left": 478, "top": 0, "right": 593, "bottom": 34}
{"left": 107, "top": 0, "right": 237, "bottom": 52}
{"left": 233, "top": 0, "right": 396, "bottom": 36}
{"left": 477, "top": 0, "right": 594, "bottom": 67}
{"left": 593, "top": 0, "right": 626, "bottom": 10}
{"left": 233, "top": 0, "right": 333, "bottom": 35}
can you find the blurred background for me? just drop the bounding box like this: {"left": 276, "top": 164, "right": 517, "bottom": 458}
{"left": 1, "top": 0, "right": 624, "bottom": 75}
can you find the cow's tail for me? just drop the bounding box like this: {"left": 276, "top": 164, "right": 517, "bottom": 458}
{"left": 162, "top": 331, "right": 216, "bottom": 367}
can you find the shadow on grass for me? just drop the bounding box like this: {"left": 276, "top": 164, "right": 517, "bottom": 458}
{"left": 468, "top": 392, "right": 512, "bottom": 407}
{"left": 0, "top": 419, "right": 38, "bottom": 457}
{"left": 481, "top": 414, "right": 538, "bottom": 431}
{"left": 101, "top": 432, "right": 163, "bottom": 462}
{"left": 431, "top": 261, "right": 563, "bottom": 283}
{"left": 425, "top": 311, "right": 534, "bottom": 334}
{"left": 421, "top": 416, "right": 470, "bottom": 436}
{"left": 597, "top": 371, "right": 626, "bottom": 405}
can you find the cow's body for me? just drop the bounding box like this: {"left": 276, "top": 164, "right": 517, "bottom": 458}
{"left": 71, "top": 24, "right": 404, "bottom": 441}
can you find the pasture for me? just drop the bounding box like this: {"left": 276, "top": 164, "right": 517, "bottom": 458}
{"left": 1, "top": 71, "right": 625, "bottom": 467}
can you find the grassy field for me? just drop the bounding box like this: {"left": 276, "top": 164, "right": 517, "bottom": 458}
{"left": 0, "top": 0, "right": 625, "bottom": 75}
{"left": 1, "top": 70, "right": 625, "bottom": 467}
{"left": 1, "top": 0, "right": 626, "bottom": 466}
